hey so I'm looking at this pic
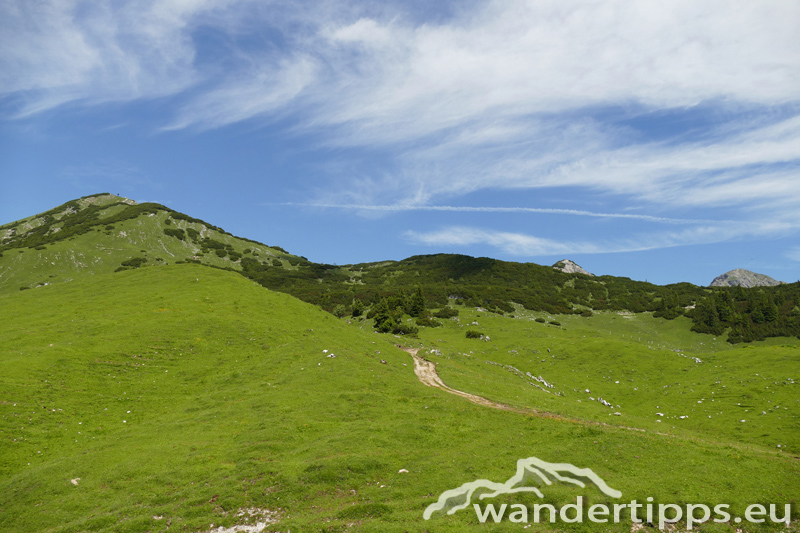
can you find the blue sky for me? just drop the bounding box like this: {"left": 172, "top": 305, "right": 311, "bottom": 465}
{"left": 1, "top": 0, "right": 799, "bottom": 286}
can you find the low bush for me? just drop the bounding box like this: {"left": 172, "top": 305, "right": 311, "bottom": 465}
{"left": 465, "top": 330, "right": 483, "bottom": 339}
{"left": 415, "top": 316, "right": 441, "bottom": 328}
{"left": 163, "top": 228, "right": 185, "bottom": 240}
{"left": 433, "top": 307, "right": 459, "bottom": 318}
{"left": 120, "top": 257, "right": 147, "bottom": 268}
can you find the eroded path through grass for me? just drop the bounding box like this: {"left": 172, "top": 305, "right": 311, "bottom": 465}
{"left": 399, "top": 346, "right": 653, "bottom": 434}
{"left": 400, "top": 346, "right": 555, "bottom": 418}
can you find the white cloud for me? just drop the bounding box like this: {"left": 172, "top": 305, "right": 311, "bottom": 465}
{"left": 406, "top": 220, "right": 800, "bottom": 258}
{"left": 0, "top": 0, "right": 235, "bottom": 115}
{"left": 6, "top": 1, "right": 799, "bottom": 124}
{"left": 164, "top": 55, "right": 317, "bottom": 130}
{"left": 787, "top": 247, "right": 800, "bottom": 263}
{"left": 405, "top": 227, "right": 601, "bottom": 256}
{"left": 283, "top": 202, "right": 728, "bottom": 225}
{"left": 3, "top": 0, "right": 799, "bottom": 230}
{"left": 307, "top": 0, "right": 800, "bottom": 145}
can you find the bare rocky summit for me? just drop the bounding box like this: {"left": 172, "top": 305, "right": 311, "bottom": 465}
{"left": 709, "top": 269, "right": 784, "bottom": 288}
{"left": 552, "top": 259, "right": 594, "bottom": 276}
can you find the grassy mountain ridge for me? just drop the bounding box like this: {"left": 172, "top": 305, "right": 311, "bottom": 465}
{"left": 3, "top": 193, "right": 800, "bottom": 344}
{"left": 0, "top": 193, "right": 301, "bottom": 295}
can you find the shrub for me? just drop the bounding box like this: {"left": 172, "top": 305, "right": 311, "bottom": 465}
{"left": 163, "top": 228, "right": 185, "bottom": 240}
{"left": 272, "top": 258, "right": 282, "bottom": 267}
{"left": 215, "top": 249, "right": 227, "bottom": 258}
{"left": 376, "top": 317, "right": 396, "bottom": 333}
{"left": 535, "top": 317, "right": 546, "bottom": 323}
{"left": 549, "top": 320, "right": 561, "bottom": 326}
{"left": 394, "top": 322, "right": 419, "bottom": 336}
{"left": 465, "top": 330, "right": 483, "bottom": 339}
{"left": 164, "top": 218, "right": 172, "bottom": 225}
{"left": 332, "top": 304, "right": 346, "bottom": 318}
{"left": 202, "top": 238, "right": 225, "bottom": 250}
{"left": 120, "top": 257, "right": 147, "bottom": 268}
{"left": 433, "top": 307, "right": 459, "bottom": 318}
{"left": 416, "top": 316, "right": 441, "bottom": 328}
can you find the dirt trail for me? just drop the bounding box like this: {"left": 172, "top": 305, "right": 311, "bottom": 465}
{"left": 397, "top": 348, "right": 800, "bottom": 457}
{"left": 399, "top": 346, "right": 649, "bottom": 431}
{"left": 400, "top": 347, "right": 553, "bottom": 417}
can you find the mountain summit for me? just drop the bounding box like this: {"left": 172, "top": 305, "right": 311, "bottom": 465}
{"left": 709, "top": 268, "right": 784, "bottom": 288}
{"left": 552, "top": 259, "right": 594, "bottom": 276}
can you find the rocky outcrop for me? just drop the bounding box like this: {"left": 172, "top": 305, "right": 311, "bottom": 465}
{"left": 709, "top": 269, "right": 784, "bottom": 288}
{"left": 552, "top": 259, "right": 594, "bottom": 276}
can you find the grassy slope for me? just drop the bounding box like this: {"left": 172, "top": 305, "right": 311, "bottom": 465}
{"left": 0, "top": 199, "right": 291, "bottom": 294}
{"left": 409, "top": 307, "right": 800, "bottom": 453}
{"left": 1, "top": 264, "right": 799, "bottom": 532}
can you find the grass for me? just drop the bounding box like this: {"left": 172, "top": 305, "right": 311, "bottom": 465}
{"left": 0, "top": 204, "right": 288, "bottom": 294}
{"left": 1, "top": 265, "right": 798, "bottom": 532}
{"left": 410, "top": 306, "right": 799, "bottom": 450}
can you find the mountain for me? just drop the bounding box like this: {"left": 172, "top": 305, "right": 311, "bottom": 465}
{"left": 0, "top": 192, "right": 301, "bottom": 294}
{"left": 2, "top": 194, "right": 800, "bottom": 345}
{"left": 552, "top": 259, "right": 594, "bottom": 276}
{"left": 709, "top": 268, "right": 784, "bottom": 288}
{"left": 2, "top": 195, "right": 800, "bottom": 532}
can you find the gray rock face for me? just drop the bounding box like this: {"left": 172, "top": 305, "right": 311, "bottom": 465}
{"left": 709, "top": 269, "right": 784, "bottom": 288}
{"left": 552, "top": 259, "right": 594, "bottom": 276}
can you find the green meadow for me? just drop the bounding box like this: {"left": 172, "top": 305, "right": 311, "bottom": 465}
{"left": 1, "top": 264, "right": 798, "bottom": 532}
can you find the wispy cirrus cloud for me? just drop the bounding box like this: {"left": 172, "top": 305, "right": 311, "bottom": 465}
{"left": 3, "top": 0, "right": 800, "bottom": 258}
{"left": 787, "top": 247, "right": 800, "bottom": 263}
{"left": 407, "top": 220, "right": 800, "bottom": 258}
{"left": 0, "top": 0, "right": 213, "bottom": 116}
{"left": 281, "top": 202, "right": 730, "bottom": 225}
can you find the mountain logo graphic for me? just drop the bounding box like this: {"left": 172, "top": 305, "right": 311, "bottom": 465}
{"left": 423, "top": 456, "right": 621, "bottom": 520}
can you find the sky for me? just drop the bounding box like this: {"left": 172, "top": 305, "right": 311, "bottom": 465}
{"left": 1, "top": 0, "right": 799, "bottom": 286}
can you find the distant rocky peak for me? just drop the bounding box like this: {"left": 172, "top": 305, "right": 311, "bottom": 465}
{"left": 709, "top": 269, "right": 784, "bottom": 288}
{"left": 552, "top": 259, "right": 594, "bottom": 276}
